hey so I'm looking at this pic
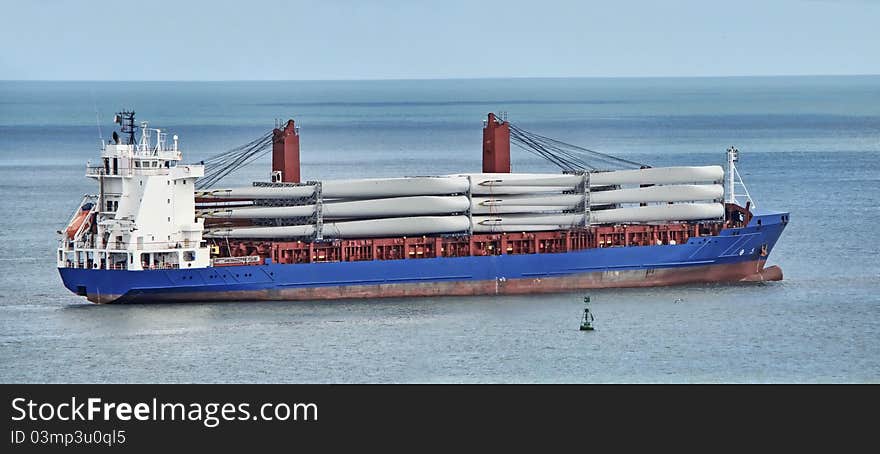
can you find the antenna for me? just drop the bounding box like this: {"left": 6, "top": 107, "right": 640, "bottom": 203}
{"left": 92, "top": 91, "right": 104, "bottom": 148}
{"left": 95, "top": 111, "right": 103, "bottom": 140}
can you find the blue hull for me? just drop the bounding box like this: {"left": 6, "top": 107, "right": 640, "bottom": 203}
{"left": 59, "top": 212, "right": 788, "bottom": 303}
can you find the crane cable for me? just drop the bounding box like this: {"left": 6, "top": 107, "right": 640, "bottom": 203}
{"left": 508, "top": 123, "right": 648, "bottom": 171}
{"left": 196, "top": 132, "right": 273, "bottom": 189}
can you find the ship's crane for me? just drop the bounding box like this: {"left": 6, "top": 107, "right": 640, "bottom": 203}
{"left": 196, "top": 113, "right": 649, "bottom": 190}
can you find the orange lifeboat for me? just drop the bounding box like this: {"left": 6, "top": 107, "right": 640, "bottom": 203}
{"left": 66, "top": 203, "right": 94, "bottom": 240}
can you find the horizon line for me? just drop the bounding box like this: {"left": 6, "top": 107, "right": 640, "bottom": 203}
{"left": 2, "top": 73, "right": 879, "bottom": 83}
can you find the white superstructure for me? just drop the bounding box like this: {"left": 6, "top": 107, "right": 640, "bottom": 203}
{"left": 57, "top": 115, "right": 209, "bottom": 271}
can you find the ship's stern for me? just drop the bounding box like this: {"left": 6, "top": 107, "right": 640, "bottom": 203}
{"left": 58, "top": 268, "right": 126, "bottom": 304}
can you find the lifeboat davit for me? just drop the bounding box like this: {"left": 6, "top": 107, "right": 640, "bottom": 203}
{"left": 66, "top": 203, "right": 94, "bottom": 240}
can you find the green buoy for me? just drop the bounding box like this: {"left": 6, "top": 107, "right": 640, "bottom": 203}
{"left": 580, "top": 296, "right": 595, "bottom": 331}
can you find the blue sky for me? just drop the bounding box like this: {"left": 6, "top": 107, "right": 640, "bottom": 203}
{"left": 2, "top": 0, "right": 878, "bottom": 80}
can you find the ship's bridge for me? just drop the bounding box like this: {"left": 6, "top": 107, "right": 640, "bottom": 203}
{"left": 87, "top": 122, "right": 184, "bottom": 178}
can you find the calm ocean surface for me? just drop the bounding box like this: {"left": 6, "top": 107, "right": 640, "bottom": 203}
{"left": 0, "top": 77, "right": 878, "bottom": 383}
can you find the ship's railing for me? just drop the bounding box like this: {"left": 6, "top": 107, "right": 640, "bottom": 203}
{"left": 132, "top": 150, "right": 183, "bottom": 160}
{"left": 85, "top": 166, "right": 103, "bottom": 176}
{"left": 86, "top": 166, "right": 132, "bottom": 177}
{"left": 102, "top": 144, "right": 182, "bottom": 161}
{"left": 87, "top": 166, "right": 173, "bottom": 177}
{"left": 136, "top": 126, "right": 180, "bottom": 157}
{"left": 64, "top": 261, "right": 128, "bottom": 270}
{"left": 73, "top": 239, "right": 97, "bottom": 249}
{"left": 72, "top": 241, "right": 191, "bottom": 251}
{"left": 63, "top": 258, "right": 180, "bottom": 271}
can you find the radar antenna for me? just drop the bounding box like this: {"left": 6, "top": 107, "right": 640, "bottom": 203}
{"left": 113, "top": 110, "right": 137, "bottom": 145}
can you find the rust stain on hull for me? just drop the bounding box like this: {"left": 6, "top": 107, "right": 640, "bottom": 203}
{"left": 91, "top": 259, "right": 781, "bottom": 304}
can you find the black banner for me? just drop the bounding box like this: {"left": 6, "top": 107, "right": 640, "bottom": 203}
{"left": 1, "top": 385, "right": 873, "bottom": 451}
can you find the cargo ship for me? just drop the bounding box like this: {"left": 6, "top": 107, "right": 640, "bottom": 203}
{"left": 57, "top": 111, "right": 787, "bottom": 303}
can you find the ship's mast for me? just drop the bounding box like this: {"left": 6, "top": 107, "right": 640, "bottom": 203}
{"left": 726, "top": 146, "right": 756, "bottom": 208}
{"left": 726, "top": 146, "right": 738, "bottom": 204}
{"left": 113, "top": 110, "right": 137, "bottom": 144}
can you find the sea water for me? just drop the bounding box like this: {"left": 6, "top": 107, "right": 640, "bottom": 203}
{"left": 0, "top": 76, "right": 877, "bottom": 382}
